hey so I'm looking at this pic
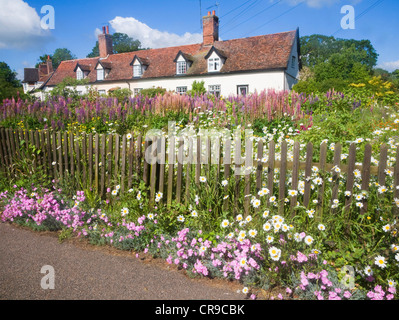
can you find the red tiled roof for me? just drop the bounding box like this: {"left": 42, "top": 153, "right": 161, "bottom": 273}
{"left": 46, "top": 30, "right": 297, "bottom": 86}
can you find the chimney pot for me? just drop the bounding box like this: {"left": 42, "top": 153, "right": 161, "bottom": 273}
{"left": 208, "top": 11, "right": 211, "bottom": 15}
{"left": 106, "top": 25, "right": 109, "bottom": 34}
{"left": 212, "top": 10, "right": 215, "bottom": 15}
{"left": 102, "top": 26, "right": 106, "bottom": 34}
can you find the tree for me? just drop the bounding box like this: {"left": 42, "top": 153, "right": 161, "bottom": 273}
{"left": 35, "top": 48, "right": 76, "bottom": 70}
{"left": 300, "top": 34, "right": 378, "bottom": 71}
{"left": 87, "top": 32, "right": 146, "bottom": 58}
{"left": 0, "top": 62, "right": 24, "bottom": 101}
{"left": 187, "top": 80, "right": 206, "bottom": 96}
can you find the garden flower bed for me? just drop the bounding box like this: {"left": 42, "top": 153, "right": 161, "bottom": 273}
{"left": 1, "top": 89, "right": 399, "bottom": 300}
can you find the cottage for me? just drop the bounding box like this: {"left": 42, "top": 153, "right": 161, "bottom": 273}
{"left": 32, "top": 11, "right": 301, "bottom": 98}
{"left": 22, "top": 56, "right": 54, "bottom": 99}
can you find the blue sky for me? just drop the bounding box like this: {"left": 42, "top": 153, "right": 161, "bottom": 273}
{"left": 0, "top": 0, "right": 398, "bottom": 80}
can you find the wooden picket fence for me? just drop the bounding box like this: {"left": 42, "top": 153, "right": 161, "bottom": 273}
{"left": 1, "top": 127, "right": 399, "bottom": 216}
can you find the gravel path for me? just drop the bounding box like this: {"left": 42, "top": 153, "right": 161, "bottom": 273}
{"left": 0, "top": 222, "right": 245, "bottom": 300}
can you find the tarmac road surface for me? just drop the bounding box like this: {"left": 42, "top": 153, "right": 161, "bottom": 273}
{"left": 0, "top": 222, "right": 245, "bottom": 300}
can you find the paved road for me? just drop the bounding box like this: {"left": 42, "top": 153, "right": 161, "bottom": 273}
{"left": 0, "top": 222, "right": 244, "bottom": 300}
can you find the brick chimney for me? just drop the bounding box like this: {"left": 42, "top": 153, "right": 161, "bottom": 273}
{"left": 98, "top": 25, "right": 113, "bottom": 58}
{"left": 46, "top": 55, "right": 53, "bottom": 73}
{"left": 203, "top": 10, "right": 219, "bottom": 46}
{"left": 38, "top": 55, "right": 53, "bottom": 76}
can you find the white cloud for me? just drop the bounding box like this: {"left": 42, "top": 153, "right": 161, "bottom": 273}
{"left": 0, "top": 0, "right": 52, "bottom": 49}
{"left": 109, "top": 16, "right": 203, "bottom": 49}
{"left": 377, "top": 60, "right": 399, "bottom": 72}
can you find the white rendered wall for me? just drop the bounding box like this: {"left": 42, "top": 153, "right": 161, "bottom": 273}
{"left": 121, "top": 70, "right": 286, "bottom": 97}
{"left": 47, "top": 70, "right": 289, "bottom": 97}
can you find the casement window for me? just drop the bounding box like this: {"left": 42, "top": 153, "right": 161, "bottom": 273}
{"left": 134, "top": 88, "right": 142, "bottom": 96}
{"left": 291, "top": 56, "right": 296, "bottom": 68}
{"left": 208, "top": 57, "right": 221, "bottom": 72}
{"left": 133, "top": 65, "right": 143, "bottom": 78}
{"left": 176, "top": 86, "right": 187, "bottom": 95}
{"left": 208, "top": 84, "right": 221, "bottom": 97}
{"left": 237, "top": 85, "right": 248, "bottom": 96}
{"left": 176, "top": 61, "right": 187, "bottom": 75}
{"left": 76, "top": 69, "right": 84, "bottom": 80}
{"left": 97, "top": 69, "right": 104, "bottom": 81}
{"left": 98, "top": 90, "right": 106, "bottom": 95}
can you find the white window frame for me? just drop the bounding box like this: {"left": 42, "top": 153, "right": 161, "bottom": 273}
{"left": 97, "top": 69, "right": 104, "bottom": 81}
{"left": 176, "top": 86, "right": 187, "bottom": 95}
{"left": 237, "top": 85, "right": 248, "bottom": 96}
{"left": 76, "top": 68, "right": 84, "bottom": 80}
{"left": 98, "top": 89, "right": 106, "bottom": 95}
{"left": 176, "top": 61, "right": 187, "bottom": 75}
{"left": 208, "top": 57, "right": 221, "bottom": 72}
{"left": 208, "top": 84, "right": 221, "bottom": 97}
{"left": 134, "top": 88, "right": 143, "bottom": 96}
{"left": 133, "top": 64, "right": 143, "bottom": 78}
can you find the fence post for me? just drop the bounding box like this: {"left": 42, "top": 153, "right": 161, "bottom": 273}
{"left": 278, "top": 140, "right": 287, "bottom": 215}
{"left": 176, "top": 138, "right": 184, "bottom": 204}
{"left": 223, "top": 138, "right": 231, "bottom": 212}
{"left": 316, "top": 142, "right": 327, "bottom": 217}
{"left": 167, "top": 136, "right": 175, "bottom": 206}
{"left": 344, "top": 143, "right": 357, "bottom": 212}
{"left": 158, "top": 136, "right": 166, "bottom": 203}
{"left": 360, "top": 143, "right": 372, "bottom": 215}
{"left": 290, "top": 141, "right": 300, "bottom": 215}
{"left": 303, "top": 142, "right": 313, "bottom": 208}
{"left": 267, "top": 140, "right": 275, "bottom": 206}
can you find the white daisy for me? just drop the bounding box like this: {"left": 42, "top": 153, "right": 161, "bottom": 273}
{"left": 374, "top": 255, "right": 387, "bottom": 269}
{"left": 221, "top": 219, "right": 229, "bottom": 228}
{"left": 364, "top": 265, "right": 373, "bottom": 276}
{"left": 121, "top": 207, "right": 129, "bottom": 216}
{"left": 304, "top": 235, "right": 314, "bottom": 246}
{"left": 248, "top": 229, "right": 257, "bottom": 238}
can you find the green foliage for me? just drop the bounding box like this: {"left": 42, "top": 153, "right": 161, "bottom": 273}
{"left": 47, "top": 76, "right": 89, "bottom": 99}
{"left": 36, "top": 48, "right": 76, "bottom": 70}
{"left": 300, "top": 34, "right": 378, "bottom": 70}
{"left": 0, "top": 61, "right": 25, "bottom": 101}
{"left": 139, "top": 86, "right": 166, "bottom": 98}
{"left": 187, "top": 80, "right": 207, "bottom": 96}
{"left": 108, "top": 88, "right": 132, "bottom": 102}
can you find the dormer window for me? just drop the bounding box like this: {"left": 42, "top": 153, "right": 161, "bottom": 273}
{"left": 174, "top": 51, "right": 193, "bottom": 75}
{"left": 208, "top": 57, "right": 220, "bottom": 72}
{"left": 95, "top": 61, "right": 111, "bottom": 81}
{"left": 130, "top": 55, "right": 149, "bottom": 79}
{"left": 133, "top": 64, "right": 143, "bottom": 77}
{"left": 74, "top": 63, "right": 91, "bottom": 80}
{"left": 97, "top": 69, "right": 104, "bottom": 81}
{"left": 76, "top": 69, "right": 84, "bottom": 80}
{"left": 177, "top": 61, "right": 187, "bottom": 75}
{"left": 205, "top": 46, "right": 226, "bottom": 73}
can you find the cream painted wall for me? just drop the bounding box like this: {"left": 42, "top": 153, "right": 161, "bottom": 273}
{"left": 45, "top": 69, "right": 294, "bottom": 98}
{"left": 93, "top": 71, "right": 287, "bottom": 97}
